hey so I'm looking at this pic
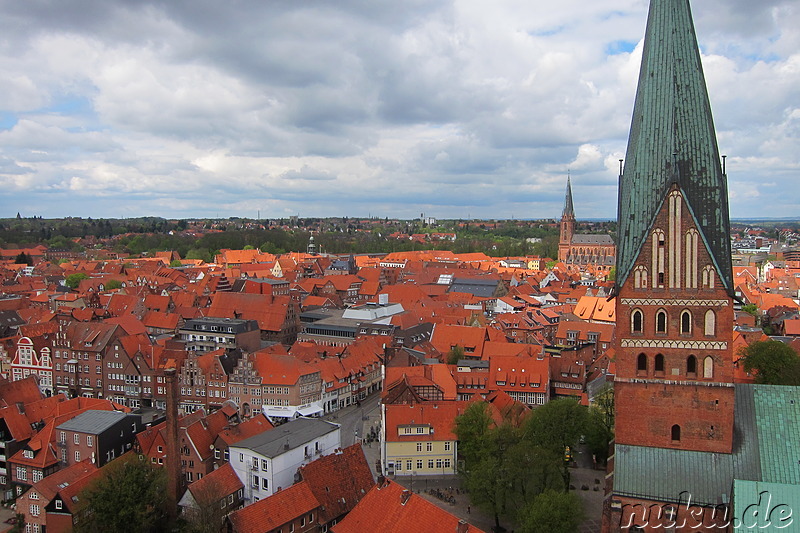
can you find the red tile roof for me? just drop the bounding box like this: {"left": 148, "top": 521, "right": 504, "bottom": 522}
{"left": 297, "top": 444, "right": 374, "bottom": 524}
{"left": 229, "top": 481, "right": 320, "bottom": 533}
{"left": 332, "top": 479, "right": 484, "bottom": 533}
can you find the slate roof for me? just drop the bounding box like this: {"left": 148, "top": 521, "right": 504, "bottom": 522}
{"left": 56, "top": 410, "right": 130, "bottom": 434}
{"left": 616, "top": 0, "right": 733, "bottom": 292}
{"left": 231, "top": 417, "right": 339, "bottom": 458}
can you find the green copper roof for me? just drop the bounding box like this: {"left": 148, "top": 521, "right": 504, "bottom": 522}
{"left": 753, "top": 385, "right": 800, "bottom": 484}
{"left": 616, "top": 0, "right": 733, "bottom": 292}
{"left": 732, "top": 480, "right": 800, "bottom": 529}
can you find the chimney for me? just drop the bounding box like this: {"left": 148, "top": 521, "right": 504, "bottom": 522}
{"left": 164, "top": 367, "right": 181, "bottom": 524}
{"left": 400, "top": 489, "right": 412, "bottom": 505}
{"left": 377, "top": 474, "right": 385, "bottom": 486}
{"left": 457, "top": 519, "right": 469, "bottom": 533}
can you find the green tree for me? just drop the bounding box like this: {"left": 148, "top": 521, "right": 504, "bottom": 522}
{"left": 170, "top": 259, "right": 183, "bottom": 267}
{"left": 74, "top": 455, "right": 167, "bottom": 533}
{"left": 104, "top": 279, "right": 123, "bottom": 291}
{"left": 524, "top": 398, "right": 589, "bottom": 488}
{"left": 739, "top": 340, "right": 800, "bottom": 386}
{"left": 65, "top": 272, "right": 90, "bottom": 289}
{"left": 585, "top": 385, "right": 614, "bottom": 465}
{"left": 447, "top": 345, "right": 465, "bottom": 365}
{"left": 14, "top": 252, "right": 32, "bottom": 266}
{"left": 518, "top": 489, "right": 584, "bottom": 533}
{"left": 742, "top": 304, "right": 759, "bottom": 319}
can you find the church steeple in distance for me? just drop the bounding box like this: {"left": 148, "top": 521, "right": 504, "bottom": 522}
{"left": 563, "top": 174, "right": 575, "bottom": 219}
{"left": 616, "top": 0, "right": 733, "bottom": 295}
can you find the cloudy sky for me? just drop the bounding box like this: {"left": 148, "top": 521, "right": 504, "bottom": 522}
{"left": 1, "top": 0, "right": 798, "bottom": 221}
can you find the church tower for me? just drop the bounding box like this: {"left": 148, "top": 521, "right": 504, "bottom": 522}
{"left": 613, "top": 0, "right": 735, "bottom": 455}
{"left": 558, "top": 176, "right": 575, "bottom": 263}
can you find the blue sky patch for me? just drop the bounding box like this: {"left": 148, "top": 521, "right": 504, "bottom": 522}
{"left": 0, "top": 112, "right": 17, "bottom": 131}
{"left": 605, "top": 40, "right": 636, "bottom": 55}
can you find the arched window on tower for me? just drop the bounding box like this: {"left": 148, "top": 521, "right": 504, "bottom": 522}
{"left": 656, "top": 309, "right": 668, "bottom": 334}
{"left": 631, "top": 309, "right": 644, "bottom": 334}
{"left": 655, "top": 354, "right": 665, "bottom": 374}
{"left": 634, "top": 265, "right": 648, "bottom": 289}
{"left": 704, "top": 356, "right": 714, "bottom": 379}
{"left": 685, "top": 229, "right": 699, "bottom": 288}
{"left": 687, "top": 355, "right": 697, "bottom": 377}
{"left": 702, "top": 265, "right": 716, "bottom": 289}
{"left": 704, "top": 310, "right": 716, "bottom": 336}
{"left": 680, "top": 310, "right": 692, "bottom": 335}
{"left": 637, "top": 353, "right": 648, "bottom": 374}
{"left": 671, "top": 424, "right": 681, "bottom": 442}
{"left": 652, "top": 229, "right": 666, "bottom": 288}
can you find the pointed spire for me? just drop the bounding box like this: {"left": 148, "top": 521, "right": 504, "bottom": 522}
{"left": 562, "top": 173, "right": 575, "bottom": 219}
{"left": 616, "top": 0, "right": 732, "bottom": 292}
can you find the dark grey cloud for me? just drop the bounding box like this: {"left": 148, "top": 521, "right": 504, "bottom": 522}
{"left": 0, "top": 0, "right": 796, "bottom": 220}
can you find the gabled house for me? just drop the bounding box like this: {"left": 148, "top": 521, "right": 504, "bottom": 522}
{"left": 178, "top": 462, "right": 244, "bottom": 529}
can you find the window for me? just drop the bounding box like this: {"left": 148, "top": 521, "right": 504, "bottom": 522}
{"left": 680, "top": 311, "right": 692, "bottom": 335}
{"left": 74, "top": 433, "right": 80, "bottom": 444}
{"left": 32, "top": 470, "right": 42, "bottom": 483}
{"left": 416, "top": 427, "right": 425, "bottom": 434}
{"left": 55, "top": 500, "right": 63, "bottom": 510}
{"left": 444, "top": 441, "right": 451, "bottom": 451}
{"left": 87, "top": 435, "right": 93, "bottom": 447}
{"left": 220, "top": 498, "right": 226, "bottom": 509}
{"left": 75, "top": 450, "right": 81, "bottom": 462}
{"left": 704, "top": 310, "right": 716, "bottom": 336}
{"left": 17, "top": 467, "right": 27, "bottom": 481}
{"left": 416, "top": 443, "right": 422, "bottom": 452}
{"left": 656, "top": 310, "right": 667, "bottom": 334}
{"left": 427, "top": 459, "right": 434, "bottom": 469}
{"left": 252, "top": 475, "right": 259, "bottom": 488}
{"left": 631, "top": 309, "right": 643, "bottom": 333}
{"left": 671, "top": 424, "right": 681, "bottom": 442}
{"left": 636, "top": 353, "right": 647, "bottom": 373}
{"left": 687, "top": 355, "right": 697, "bottom": 376}
{"left": 426, "top": 442, "right": 432, "bottom": 452}
{"left": 654, "top": 354, "right": 665, "bottom": 373}
{"left": 416, "top": 460, "right": 423, "bottom": 470}
{"left": 261, "top": 459, "right": 268, "bottom": 471}
{"left": 395, "top": 461, "right": 402, "bottom": 471}
{"left": 703, "top": 356, "right": 714, "bottom": 379}
{"left": 30, "top": 504, "right": 40, "bottom": 517}
{"left": 406, "top": 460, "right": 412, "bottom": 471}
{"left": 262, "top": 478, "right": 268, "bottom": 490}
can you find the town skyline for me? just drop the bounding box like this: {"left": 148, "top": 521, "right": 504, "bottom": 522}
{"left": 0, "top": 0, "right": 797, "bottom": 221}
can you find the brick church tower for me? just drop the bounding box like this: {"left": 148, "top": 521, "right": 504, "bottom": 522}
{"left": 613, "top": 0, "right": 736, "bottom": 457}
{"left": 558, "top": 176, "right": 576, "bottom": 263}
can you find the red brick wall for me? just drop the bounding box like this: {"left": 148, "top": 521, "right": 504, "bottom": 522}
{"left": 614, "top": 187, "right": 736, "bottom": 454}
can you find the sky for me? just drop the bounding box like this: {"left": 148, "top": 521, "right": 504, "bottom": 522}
{"left": 0, "top": 0, "right": 798, "bottom": 221}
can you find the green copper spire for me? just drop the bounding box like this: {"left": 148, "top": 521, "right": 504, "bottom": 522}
{"left": 616, "top": 0, "right": 733, "bottom": 293}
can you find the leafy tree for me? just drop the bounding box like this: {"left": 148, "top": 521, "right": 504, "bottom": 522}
{"left": 104, "top": 279, "right": 123, "bottom": 291}
{"left": 65, "top": 272, "right": 90, "bottom": 289}
{"left": 455, "top": 402, "right": 564, "bottom": 530}
{"left": 185, "top": 248, "right": 212, "bottom": 263}
{"left": 74, "top": 454, "right": 167, "bottom": 533}
{"left": 170, "top": 259, "right": 183, "bottom": 267}
{"left": 524, "top": 399, "right": 589, "bottom": 488}
{"left": 14, "top": 252, "right": 32, "bottom": 266}
{"left": 585, "top": 386, "right": 614, "bottom": 465}
{"left": 739, "top": 340, "right": 800, "bottom": 386}
{"left": 742, "top": 304, "right": 759, "bottom": 319}
{"left": 518, "top": 489, "right": 584, "bottom": 533}
{"left": 446, "top": 345, "right": 465, "bottom": 365}
{"left": 606, "top": 266, "right": 616, "bottom": 281}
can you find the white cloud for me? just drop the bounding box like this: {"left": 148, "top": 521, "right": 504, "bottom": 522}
{"left": 0, "top": 0, "right": 796, "bottom": 219}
